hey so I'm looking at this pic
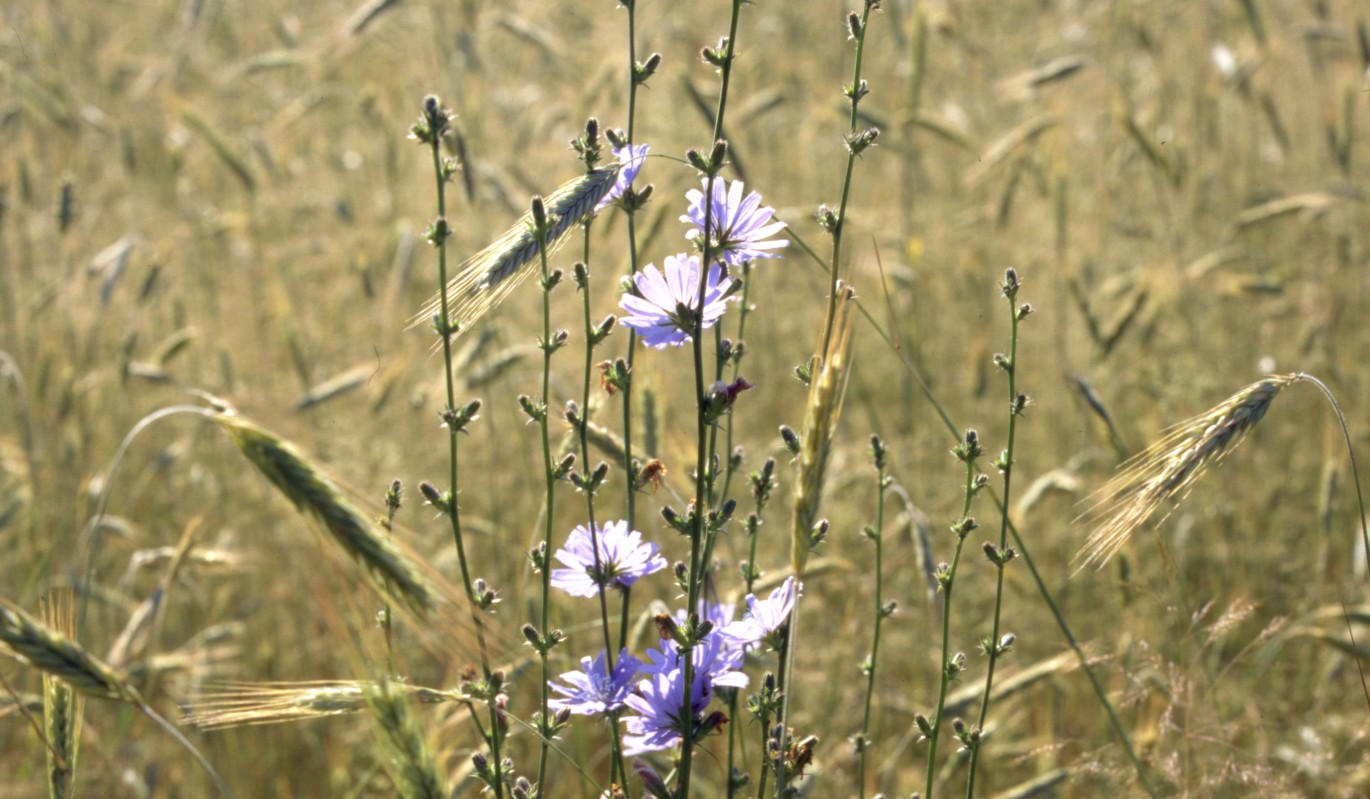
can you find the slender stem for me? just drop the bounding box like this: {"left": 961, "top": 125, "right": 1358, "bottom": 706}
{"left": 773, "top": 588, "right": 800, "bottom": 797}
{"left": 755, "top": 692, "right": 772, "bottom": 799}
{"left": 426, "top": 114, "right": 504, "bottom": 799}
{"left": 680, "top": 0, "right": 748, "bottom": 788}
{"left": 619, "top": 0, "right": 643, "bottom": 602}
{"left": 718, "top": 261, "right": 754, "bottom": 503}
{"left": 1293, "top": 373, "right": 1370, "bottom": 584}
{"left": 576, "top": 222, "right": 622, "bottom": 787}
{"left": 534, "top": 211, "right": 558, "bottom": 794}
{"left": 820, "top": 0, "right": 877, "bottom": 362}
{"left": 578, "top": 227, "right": 616, "bottom": 670}
{"left": 856, "top": 456, "right": 888, "bottom": 799}
{"left": 785, "top": 232, "right": 1158, "bottom": 795}
{"left": 725, "top": 688, "right": 740, "bottom": 799}
{"left": 924, "top": 456, "right": 977, "bottom": 799}
{"left": 967, "top": 284, "right": 1024, "bottom": 797}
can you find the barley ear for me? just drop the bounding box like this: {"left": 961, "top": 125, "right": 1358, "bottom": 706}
{"left": 411, "top": 165, "right": 619, "bottom": 336}
{"left": 0, "top": 595, "right": 235, "bottom": 797}
{"left": 185, "top": 680, "right": 456, "bottom": 730}
{"left": 1076, "top": 374, "right": 1298, "bottom": 570}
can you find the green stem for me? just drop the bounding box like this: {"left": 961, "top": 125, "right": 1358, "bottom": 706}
{"left": 619, "top": 0, "right": 643, "bottom": 610}
{"left": 856, "top": 457, "right": 887, "bottom": 799}
{"left": 426, "top": 112, "right": 504, "bottom": 799}
{"left": 680, "top": 1, "right": 747, "bottom": 792}
{"left": 773, "top": 600, "right": 799, "bottom": 796}
{"left": 1293, "top": 373, "right": 1370, "bottom": 584}
{"left": 578, "top": 227, "right": 616, "bottom": 670}
{"left": 787, "top": 228, "right": 1158, "bottom": 795}
{"left": 966, "top": 282, "right": 1024, "bottom": 798}
{"left": 924, "top": 456, "right": 978, "bottom": 799}
{"left": 534, "top": 209, "right": 558, "bottom": 795}
{"left": 820, "top": 0, "right": 877, "bottom": 362}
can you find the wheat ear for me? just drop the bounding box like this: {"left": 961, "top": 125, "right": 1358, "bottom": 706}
{"left": 791, "top": 286, "right": 857, "bottom": 577}
{"left": 366, "top": 678, "right": 447, "bottom": 799}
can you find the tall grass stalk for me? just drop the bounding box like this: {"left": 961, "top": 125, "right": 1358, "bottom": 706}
{"left": 921, "top": 426, "right": 984, "bottom": 799}
{"left": 617, "top": 0, "right": 648, "bottom": 558}
{"left": 571, "top": 128, "right": 616, "bottom": 667}
{"left": 411, "top": 95, "right": 504, "bottom": 797}
{"left": 777, "top": 288, "right": 854, "bottom": 795}
{"left": 705, "top": 0, "right": 755, "bottom": 509}
{"left": 966, "top": 270, "right": 1030, "bottom": 797}
{"left": 532, "top": 192, "right": 564, "bottom": 794}
{"left": 570, "top": 122, "right": 628, "bottom": 785}
{"left": 819, "top": 0, "right": 880, "bottom": 361}
{"left": 854, "top": 435, "right": 890, "bottom": 799}
{"left": 680, "top": 1, "right": 752, "bottom": 793}
{"left": 793, "top": 243, "right": 1158, "bottom": 795}
{"left": 776, "top": 1, "right": 880, "bottom": 787}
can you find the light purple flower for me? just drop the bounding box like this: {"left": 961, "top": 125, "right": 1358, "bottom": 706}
{"left": 622, "top": 669, "right": 712, "bottom": 755}
{"left": 719, "top": 577, "right": 802, "bottom": 651}
{"left": 618, "top": 253, "right": 734, "bottom": 349}
{"left": 549, "top": 649, "right": 642, "bottom": 717}
{"left": 643, "top": 633, "right": 748, "bottom": 691}
{"left": 595, "top": 143, "right": 650, "bottom": 212}
{"left": 682, "top": 178, "right": 788, "bottom": 265}
{"left": 550, "top": 520, "right": 666, "bottom": 598}
{"left": 674, "top": 599, "right": 736, "bottom": 634}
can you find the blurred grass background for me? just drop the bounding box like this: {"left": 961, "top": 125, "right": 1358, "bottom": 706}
{"left": 2, "top": 0, "right": 1369, "bottom": 796}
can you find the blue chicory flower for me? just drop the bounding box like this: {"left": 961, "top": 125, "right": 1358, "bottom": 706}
{"left": 618, "top": 253, "right": 734, "bottom": 349}
{"left": 550, "top": 520, "right": 667, "bottom": 598}
{"left": 596, "top": 143, "right": 650, "bottom": 212}
{"left": 548, "top": 649, "right": 643, "bottom": 717}
{"left": 643, "top": 632, "right": 748, "bottom": 691}
{"left": 718, "top": 576, "right": 801, "bottom": 651}
{"left": 681, "top": 178, "right": 788, "bottom": 265}
{"left": 622, "top": 668, "right": 712, "bottom": 755}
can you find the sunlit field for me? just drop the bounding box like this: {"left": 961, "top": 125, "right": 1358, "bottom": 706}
{"left": 3, "top": 1, "right": 1370, "bottom": 796}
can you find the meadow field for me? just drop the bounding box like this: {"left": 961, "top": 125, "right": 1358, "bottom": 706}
{"left": 2, "top": 0, "right": 1370, "bottom": 796}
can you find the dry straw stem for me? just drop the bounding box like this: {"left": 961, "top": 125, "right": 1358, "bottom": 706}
{"left": 411, "top": 165, "right": 619, "bottom": 336}
{"left": 212, "top": 411, "right": 436, "bottom": 616}
{"left": 1076, "top": 373, "right": 1299, "bottom": 570}
{"left": 366, "top": 678, "right": 447, "bottom": 799}
{"left": 43, "top": 590, "right": 82, "bottom": 799}
{"left": 791, "top": 288, "right": 856, "bottom": 577}
{"left": 186, "top": 680, "right": 456, "bottom": 730}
